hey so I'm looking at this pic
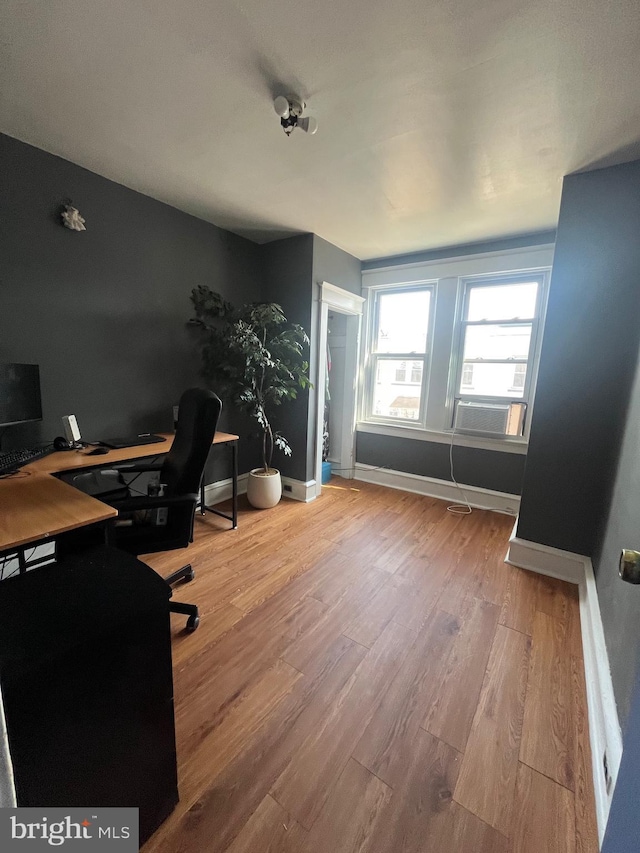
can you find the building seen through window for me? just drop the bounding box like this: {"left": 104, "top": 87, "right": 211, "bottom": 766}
{"left": 372, "top": 289, "right": 431, "bottom": 421}
{"left": 362, "top": 259, "right": 548, "bottom": 433}
{"left": 457, "top": 281, "right": 538, "bottom": 400}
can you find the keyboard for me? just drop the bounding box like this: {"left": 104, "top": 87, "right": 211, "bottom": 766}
{"left": 0, "top": 447, "right": 54, "bottom": 475}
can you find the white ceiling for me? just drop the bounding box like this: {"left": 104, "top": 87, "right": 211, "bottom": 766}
{"left": 2, "top": 0, "right": 640, "bottom": 260}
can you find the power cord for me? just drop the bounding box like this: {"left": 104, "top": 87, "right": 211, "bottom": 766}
{"left": 327, "top": 451, "right": 472, "bottom": 517}
{"left": 0, "top": 546, "right": 38, "bottom": 580}
{"left": 447, "top": 426, "right": 472, "bottom": 515}
{"left": 119, "top": 456, "right": 163, "bottom": 496}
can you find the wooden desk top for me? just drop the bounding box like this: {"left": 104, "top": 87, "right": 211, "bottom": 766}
{"left": 0, "top": 475, "right": 118, "bottom": 551}
{"left": 25, "top": 431, "right": 239, "bottom": 475}
{"left": 0, "top": 431, "right": 239, "bottom": 553}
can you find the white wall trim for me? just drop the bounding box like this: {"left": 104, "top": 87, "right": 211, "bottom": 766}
{"left": 362, "top": 244, "right": 555, "bottom": 285}
{"left": 0, "top": 686, "right": 16, "bottom": 807}
{"left": 314, "top": 281, "right": 363, "bottom": 498}
{"left": 581, "top": 559, "right": 623, "bottom": 845}
{"left": 319, "top": 280, "right": 365, "bottom": 315}
{"left": 505, "top": 523, "right": 622, "bottom": 845}
{"left": 281, "top": 477, "right": 317, "bottom": 503}
{"left": 354, "top": 463, "right": 520, "bottom": 515}
{"left": 356, "top": 421, "right": 528, "bottom": 455}
{"left": 203, "top": 473, "right": 249, "bottom": 508}
{"left": 505, "top": 521, "right": 585, "bottom": 584}
{"left": 203, "top": 473, "right": 316, "bottom": 505}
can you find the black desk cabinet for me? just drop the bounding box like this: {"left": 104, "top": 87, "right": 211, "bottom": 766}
{"left": 0, "top": 546, "right": 178, "bottom": 847}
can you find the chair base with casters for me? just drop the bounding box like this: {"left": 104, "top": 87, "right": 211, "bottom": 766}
{"left": 58, "top": 520, "right": 202, "bottom": 632}
{"left": 104, "top": 492, "right": 202, "bottom": 632}
{"left": 67, "top": 467, "right": 202, "bottom": 631}
{"left": 165, "top": 564, "right": 199, "bottom": 631}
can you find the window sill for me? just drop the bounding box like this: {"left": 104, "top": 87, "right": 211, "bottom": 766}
{"left": 356, "top": 421, "right": 528, "bottom": 454}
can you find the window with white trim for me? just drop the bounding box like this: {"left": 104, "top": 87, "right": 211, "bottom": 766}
{"left": 365, "top": 286, "right": 433, "bottom": 424}
{"left": 453, "top": 275, "right": 544, "bottom": 412}
{"left": 360, "top": 248, "right": 551, "bottom": 443}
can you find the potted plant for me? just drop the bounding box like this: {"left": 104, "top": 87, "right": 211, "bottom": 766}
{"left": 189, "top": 286, "right": 312, "bottom": 508}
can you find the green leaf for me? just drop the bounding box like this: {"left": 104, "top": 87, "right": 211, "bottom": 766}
{"left": 189, "top": 287, "right": 311, "bottom": 462}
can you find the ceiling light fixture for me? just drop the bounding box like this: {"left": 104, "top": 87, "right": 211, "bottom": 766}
{"left": 274, "top": 96, "right": 318, "bottom": 137}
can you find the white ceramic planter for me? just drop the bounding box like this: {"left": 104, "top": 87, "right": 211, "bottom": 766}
{"left": 247, "top": 468, "right": 282, "bottom": 509}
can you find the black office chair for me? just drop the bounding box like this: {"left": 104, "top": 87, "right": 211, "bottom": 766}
{"left": 104, "top": 388, "right": 222, "bottom": 632}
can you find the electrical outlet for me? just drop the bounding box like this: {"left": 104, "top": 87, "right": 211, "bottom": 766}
{"left": 603, "top": 750, "right": 612, "bottom": 794}
{"left": 283, "top": 484, "right": 292, "bottom": 493}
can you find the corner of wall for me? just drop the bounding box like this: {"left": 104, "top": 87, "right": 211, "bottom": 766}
{"left": 506, "top": 522, "right": 622, "bottom": 844}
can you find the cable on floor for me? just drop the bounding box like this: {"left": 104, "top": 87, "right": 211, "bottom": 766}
{"left": 447, "top": 426, "right": 472, "bottom": 515}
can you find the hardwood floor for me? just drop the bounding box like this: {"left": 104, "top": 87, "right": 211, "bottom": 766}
{"left": 142, "top": 479, "right": 598, "bottom": 853}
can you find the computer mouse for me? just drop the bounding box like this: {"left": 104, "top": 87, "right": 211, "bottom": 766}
{"left": 87, "top": 447, "right": 109, "bottom": 455}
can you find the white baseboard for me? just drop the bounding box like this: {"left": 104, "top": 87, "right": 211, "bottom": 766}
{"left": 281, "top": 477, "right": 317, "bottom": 503}
{"left": 0, "top": 686, "right": 16, "bottom": 807}
{"left": 580, "top": 559, "right": 622, "bottom": 845}
{"left": 203, "top": 473, "right": 249, "bottom": 507}
{"left": 203, "top": 474, "right": 316, "bottom": 506}
{"left": 505, "top": 520, "right": 585, "bottom": 584}
{"left": 506, "top": 522, "right": 622, "bottom": 845}
{"left": 353, "top": 463, "right": 520, "bottom": 515}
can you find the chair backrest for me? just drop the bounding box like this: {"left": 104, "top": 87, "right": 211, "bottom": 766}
{"left": 160, "top": 388, "right": 222, "bottom": 496}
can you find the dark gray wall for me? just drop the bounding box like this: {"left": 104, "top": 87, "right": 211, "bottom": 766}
{"left": 356, "top": 433, "right": 525, "bottom": 497}
{"left": 259, "top": 233, "right": 362, "bottom": 483}
{"left": 362, "top": 230, "right": 557, "bottom": 271}
{"left": 593, "top": 350, "right": 640, "bottom": 727}
{"left": 260, "top": 234, "right": 314, "bottom": 481}
{"left": 517, "top": 161, "right": 640, "bottom": 555}
{"left": 0, "top": 133, "right": 263, "bottom": 480}
{"left": 312, "top": 235, "right": 362, "bottom": 295}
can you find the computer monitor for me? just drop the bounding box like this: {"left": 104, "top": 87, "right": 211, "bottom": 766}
{"left": 0, "top": 363, "right": 43, "bottom": 428}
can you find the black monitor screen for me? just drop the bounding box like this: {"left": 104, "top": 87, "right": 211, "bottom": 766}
{"left": 0, "top": 364, "right": 43, "bottom": 427}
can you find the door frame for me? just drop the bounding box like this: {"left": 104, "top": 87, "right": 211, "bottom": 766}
{"left": 314, "top": 281, "right": 364, "bottom": 498}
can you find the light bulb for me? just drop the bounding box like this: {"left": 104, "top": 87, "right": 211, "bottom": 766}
{"left": 273, "top": 96, "right": 290, "bottom": 119}
{"left": 298, "top": 116, "right": 318, "bottom": 135}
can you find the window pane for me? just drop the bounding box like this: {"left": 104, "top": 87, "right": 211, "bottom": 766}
{"left": 512, "top": 364, "right": 526, "bottom": 388}
{"left": 374, "top": 359, "right": 422, "bottom": 420}
{"left": 410, "top": 361, "right": 422, "bottom": 383}
{"left": 463, "top": 324, "right": 532, "bottom": 361}
{"left": 459, "top": 362, "right": 527, "bottom": 398}
{"left": 376, "top": 290, "right": 431, "bottom": 353}
{"left": 466, "top": 282, "right": 538, "bottom": 322}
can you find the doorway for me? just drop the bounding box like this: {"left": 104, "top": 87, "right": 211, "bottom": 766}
{"left": 314, "top": 282, "right": 364, "bottom": 498}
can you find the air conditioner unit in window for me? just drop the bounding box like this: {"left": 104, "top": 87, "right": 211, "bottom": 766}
{"left": 454, "top": 401, "right": 525, "bottom": 437}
